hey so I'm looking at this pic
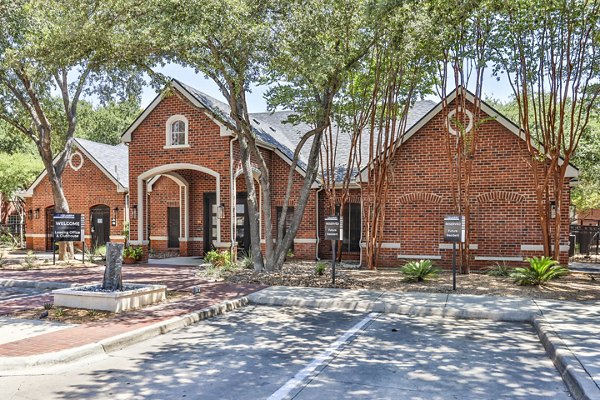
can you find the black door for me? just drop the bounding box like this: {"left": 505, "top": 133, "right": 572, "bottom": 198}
{"left": 236, "top": 193, "right": 250, "bottom": 254}
{"left": 167, "top": 207, "right": 180, "bottom": 249}
{"left": 204, "top": 193, "right": 217, "bottom": 253}
{"left": 45, "top": 207, "right": 55, "bottom": 251}
{"left": 90, "top": 205, "right": 110, "bottom": 249}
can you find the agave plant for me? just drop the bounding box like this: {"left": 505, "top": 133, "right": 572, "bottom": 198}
{"left": 510, "top": 256, "right": 569, "bottom": 286}
{"left": 400, "top": 260, "right": 440, "bottom": 283}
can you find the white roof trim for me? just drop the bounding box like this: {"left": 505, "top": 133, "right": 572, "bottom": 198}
{"left": 122, "top": 81, "right": 234, "bottom": 143}
{"left": 359, "top": 87, "right": 579, "bottom": 180}
{"left": 23, "top": 141, "right": 128, "bottom": 197}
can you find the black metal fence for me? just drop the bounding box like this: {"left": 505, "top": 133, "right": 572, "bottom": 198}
{"left": 570, "top": 225, "right": 600, "bottom": 256}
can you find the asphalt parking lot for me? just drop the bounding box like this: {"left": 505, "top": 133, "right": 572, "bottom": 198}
{"left": 2, "top": 305, "right": 569, "bottom": 400}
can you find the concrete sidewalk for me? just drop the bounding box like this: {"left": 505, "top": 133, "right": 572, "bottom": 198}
{"left": 248, "top": 286, "right": 600, "bottom": 400}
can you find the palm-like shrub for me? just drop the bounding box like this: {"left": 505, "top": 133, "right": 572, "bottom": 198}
{"left": 510, "top": 256, "right": 568, "bottom": 286}
{"left": 400, "top": 260, "right": 440, "bottom": 282}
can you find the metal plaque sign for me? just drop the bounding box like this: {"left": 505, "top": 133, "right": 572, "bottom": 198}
{"left": 324, "top": 216, "right": 341, "bottom": 241}
{"left": 444, "top": 215, "right": 465, "bottom": 243}
{"left": 53, "top": 213, "right": 85, "bottom": 242}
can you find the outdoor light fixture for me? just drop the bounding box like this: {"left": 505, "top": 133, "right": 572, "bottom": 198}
{"left": 34, "top": 208, "right": 40, "bottom": 219}
{"left": 131, "top": 205, "right": 138, "bottom": 220}
{"left": 550, "top": 201, "right": 557, "bottom": 219}
{"left": 112, "top": 207, "right": 119, "bottom": 226}
{"left": 217, "top": 204, "right": 225, "bottom": 219}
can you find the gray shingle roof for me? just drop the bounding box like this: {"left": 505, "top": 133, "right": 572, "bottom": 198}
{"left": 176, "top": 80, "right": 305, "bottom": 169}
{"left": 175, "top": 80, "right": 436, "bottom": 182}
{"left": 74, "top": 138, "right": 128, "bottom": 188}
{"left": 251, "top": 100, "right": 437, "bottom": 181}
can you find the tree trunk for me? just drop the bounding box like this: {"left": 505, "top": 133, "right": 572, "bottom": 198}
{"left": 238, "top": 135, "right": 265, "bottom": 272}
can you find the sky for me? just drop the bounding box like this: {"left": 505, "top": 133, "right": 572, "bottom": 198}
{"left": 141, "top": 63, "right": 517, "bottom": 112}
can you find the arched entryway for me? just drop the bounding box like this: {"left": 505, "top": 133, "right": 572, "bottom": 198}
{"left": 136, "top": 163, "right": 225, "bottom": 256}
{"left": 90, "top": 204, "right": 110, "bottom": 249}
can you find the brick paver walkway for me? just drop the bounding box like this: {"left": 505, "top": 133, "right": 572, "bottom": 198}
{"left": 0, "top": 263, "right": 263, "bottom": 357}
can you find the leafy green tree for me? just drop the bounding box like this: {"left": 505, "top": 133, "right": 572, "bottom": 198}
{"left": 489, "top": 97, "right": 600, "bottom": 217}
{"left": 0, "top": 0, "right": 142, "bottom": 258}
{"left": 129, "top": 0, "right": 375, "bottom": 271}
{"left": 491, "top": 0, "right": 600, "bottom": 259}
{"left": 76, "top": 98, "right": 141, "bottom": 145}
{"left": 0, "top": 153, "right": 42, "bottom": 198}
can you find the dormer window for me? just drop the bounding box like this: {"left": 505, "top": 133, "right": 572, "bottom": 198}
{"left": 165, "top": 115, "right": 189, "bottom": 148}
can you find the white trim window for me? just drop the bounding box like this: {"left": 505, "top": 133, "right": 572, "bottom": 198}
{"left": 165, "top": 115, "right": 189, "bottom": 148}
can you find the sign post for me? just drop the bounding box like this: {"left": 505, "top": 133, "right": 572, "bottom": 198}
{"left": 53, "top": 213, "right": 85, "bottom": 265}
{"left": 444, "top": 215, "right": 465, "bottom": 291}
{"left": 324, "top": 216, "right": 342, "bottom": 286}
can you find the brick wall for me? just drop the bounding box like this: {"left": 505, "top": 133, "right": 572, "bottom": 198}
{"left": 362, "top": 98, "right": 571, "bottom": 268}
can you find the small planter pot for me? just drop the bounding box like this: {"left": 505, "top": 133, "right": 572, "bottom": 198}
{"left": 123, "top": 256, "right": 137, "bottom": 264}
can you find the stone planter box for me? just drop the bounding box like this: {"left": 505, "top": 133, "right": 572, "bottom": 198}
{"left": 52, "top": 284, "right": 167, "bottom": 313}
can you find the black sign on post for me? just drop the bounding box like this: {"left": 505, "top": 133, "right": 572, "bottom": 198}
{"left": 444, "top": 215, "right": 465, "bottom": 243}
{"left": 324, "top": 216, "right": 341, "bottom": 241}
{"left": 53, "top": 213, "right": 85, "bottom": 265}
{"left": 444, "top": 215, "right": 465, "bottom": 291}
{"left": 53, "top": 213, "right": 84, "bottom": 241}
{"left": 324, "top": 216, "right": 341, "bottom": 285}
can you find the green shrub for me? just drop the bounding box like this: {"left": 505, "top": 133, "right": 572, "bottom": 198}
{"left": 510, "top": 256, "right": 568, "bottom": 286}
{"left": 205, "top": 250, "right": 233, "bottom": 268}
{"left": 238, "top": 251, "right": 254, "bottom": 269}
{"left": 123, "top": 246, "right": 143, "bottom": 260}
{"left": 400, "top": 260, "right": 440, "bottom": 282}
{"left": 314, "top": 262, "right": 327, "bottom": 276}
{"left": 24, "top": 250, "right": 37, "bottom": 269}
{"left": 286, "top": 249, "right": 295, "bottom": 258}
{"left": 94, "top": 245, "right": 107, "bottom": 259}
{"left": 485, "top": 262, "right": 511, "bottom": 277}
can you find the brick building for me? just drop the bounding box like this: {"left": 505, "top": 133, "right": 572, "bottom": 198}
{"left": 23, "top": 138, "right": 129, "bottom": 251}
{"left": 24, "top": 81, "right": 578, "bottom": 266}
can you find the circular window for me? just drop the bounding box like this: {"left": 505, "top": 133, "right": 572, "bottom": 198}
{"left": 69, "top": 151, "right": 84, "bottom": 171}
{"left": 446, "top": 108, "right": 474, "bottom": 136}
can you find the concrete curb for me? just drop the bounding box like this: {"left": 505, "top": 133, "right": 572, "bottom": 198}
{"left": 0, "top": 279, "right": 76, "bottom": 290}
{"left": 533, "top": 317, "right": 600, "bottom": 400}
{"left": 0, "top": 296, "right": 249, "bottom": 376}
{"left": 247, "top": 293, "right": 534, "bottom": 323}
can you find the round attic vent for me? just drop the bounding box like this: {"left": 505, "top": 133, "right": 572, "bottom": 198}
{"left": 446, "top": 108, "right": 474, "bottom": 136}
{"left": 69, "top": 151, "right": 84, "bottom": 171}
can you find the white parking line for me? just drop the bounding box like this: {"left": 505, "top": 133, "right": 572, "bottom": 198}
{"left": 268, "top": 312, "right": 378, "bottom": 400}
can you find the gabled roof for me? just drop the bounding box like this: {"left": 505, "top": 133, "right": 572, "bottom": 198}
{"left": 22, "top": 138, "right": 128, "bottom": 197}
{"left": 359, "top": 87, "right": 580, "bottom": 180}
{"left": 74, "top": 138, "right": 129, "bottom": 188}
{"left": 121, "top": 79, "right": 308, "bottom": 175}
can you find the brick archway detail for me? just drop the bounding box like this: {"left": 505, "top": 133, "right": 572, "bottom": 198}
{"left": 476, "top": 191, "right": 525, "bottom": 204}
{"left": 398, "top": 192, "right": 443, "bottom": 204}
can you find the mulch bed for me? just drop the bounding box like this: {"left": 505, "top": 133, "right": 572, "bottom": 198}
{"left": 226, "top": 261, "right": 600, "bottom": 302}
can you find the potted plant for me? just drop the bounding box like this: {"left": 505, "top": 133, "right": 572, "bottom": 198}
{"left": 123, "top": 246, "right": 142, "bottom": 264}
